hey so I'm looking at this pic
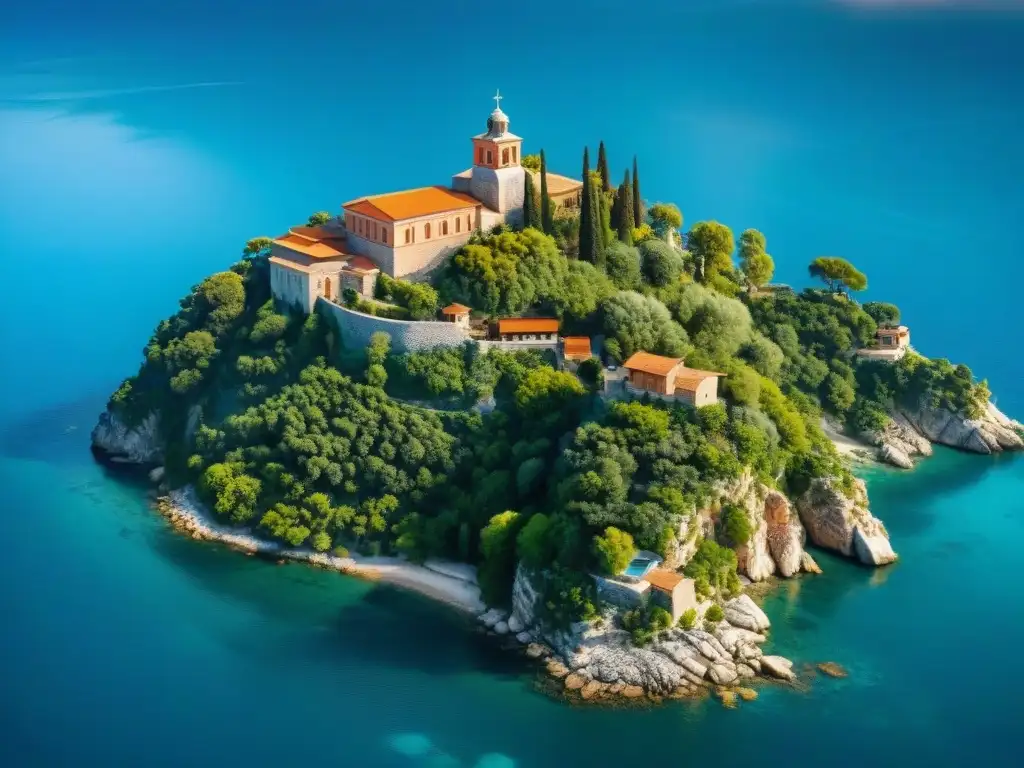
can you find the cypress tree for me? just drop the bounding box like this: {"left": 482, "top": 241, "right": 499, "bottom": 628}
{"left": 618, "top": 169, "right": 635, "bottom": 244}
{"left": 599, "top": 187, "right": 611, "bottom": 250}
{"left": 632, "top": 156, "right": 643, "bottom": 227}
{"left": 523, "top": 169, "right": 537, "bottom": 229}
{"left": 579, "top": 147, "right": 594, "bottom": 262}
{"left": 540, "top": 149, "right": 554, "bottom": 234}
{"left": 590, "top": 177, "right": 605, "bottom": 265}
{"left": 597, "top": 140, "right": 611, "bottom": 193}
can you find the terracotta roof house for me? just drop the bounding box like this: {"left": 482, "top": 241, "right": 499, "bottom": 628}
{"left": 496, "top": 318, "right": 559, "bottom": 340}
{"left": 621, "top": 351, "right": 726, "bottom": 407}
{"left": 642, "top": 568, "right": 698, "bottom": 622}
{"left": 526, "top": 169, "right": 583, "bottom": 210}
{"left": 858, "top": 325, "right": 911, "bottom": 362}
{"left": 441, "top": 303, "right": 472, "bottom": 328}
{"left": 562, "top": 336, "right": 592, "bottom": 361}
{"left": 268, "top": 226, "right": 381, "bottom": 313}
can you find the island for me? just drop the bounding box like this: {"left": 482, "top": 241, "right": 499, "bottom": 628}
{"left": 93, "top": 94, "right": 1023, "bottom": 705}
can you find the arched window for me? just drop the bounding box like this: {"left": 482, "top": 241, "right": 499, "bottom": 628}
{"left": 502, "top": 148, "right": 509, "bottom": 165}
{"left": 441, "top": 220, "right": 449, "bottom": 236}
{"left": 455, "top": 217, "right": 461, "bottom": 234}
{"left": 425, "top": 222, "right": 431, "bottom": 239}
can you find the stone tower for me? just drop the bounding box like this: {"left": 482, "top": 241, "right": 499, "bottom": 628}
{"left": 468, "top": 91, "right": 525, "bottom": 225}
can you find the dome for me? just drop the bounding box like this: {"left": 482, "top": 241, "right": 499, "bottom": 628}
{"left": 490, "top": 107, "right": 509, "bottom": 123}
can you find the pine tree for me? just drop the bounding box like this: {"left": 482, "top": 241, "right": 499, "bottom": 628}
{"left": 523, "top": 170, "right": 537, "bottom": 229}
{"left": 618, "top": 169, "right": 635, "bottom": 244}
{"left": 632, "top": 156, "right": 643, "bottom": 228}
{"left": 540, "top": 149, "right": 554, "bottom": 234}
{"left": 597, "top": 141, "right": 611, "bottom": 193}
{"left": 579, "top": 148, "right": 594, "bottom": 262}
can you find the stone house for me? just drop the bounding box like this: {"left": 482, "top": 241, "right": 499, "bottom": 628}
{"left": 441, "top": 303, "right": 471, "bottom": 329}
{"left": 642, "top": 568, "right": 698, "bottom": 623}
{"left": 858, "top": 325, "right": 911, "bottom": 362}
{"left": 620, "top": 351, "right": 726, "bottom": 407}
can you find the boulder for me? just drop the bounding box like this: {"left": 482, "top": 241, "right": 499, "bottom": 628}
{"left": 580, "top": 680, "right": 604, "bottom": 700}
{"left": 797, "top": 477, "right": 897, "bottom": 566}
{"left": 800, "top": 551, "right": 823, "bottom": 574}
{"left": 622, "top": 685, "right": 645, "bottom": 698}
{"left": 736, "top": 687, "right": 758, "bottom": 702}
{"left": 493, "top": 621, "right": 509, "bottom": 635}
{"left": 91, "top": 410, "right": 163, "bottom": 464}
{"left": 525, "top": 643, "right": 548, "bottom": 659}
{"left": 723, "top": 595, "right": 771, "bottom": 633}
{"left": 900, "top": 401, "right": 1023, "bottom": 455}
{"left": 507, "top": 613, "right": 525, "bottom": 634}
{"left": 760, "top": 655, "right": 795, "bottom": 681}
{"left": 516, "top": 631, "right": 532, "bottom": 645}
{"left": 817, "top": 662, "right": 849, "bottom": 678}
{"left": 564, "top": 673, "right": 586, "bottom": 691}
{"left": 736, "top": 663, "right": 756, "bottom": 679}
{"left": 879, "top": 442, "right": 914, "bottom": 469}
{"left": 546, "top": 659, "right": 569, "bottom": 679}
{"left": 707, "top": 663, "right": 738, "bottom": 686}
{"left": 148, "top": 466, "right": 166, "bottom": 483}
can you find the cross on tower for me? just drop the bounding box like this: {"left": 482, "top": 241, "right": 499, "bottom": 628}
{"left": 493, "top": 89, "right": 502, "bottom": 109}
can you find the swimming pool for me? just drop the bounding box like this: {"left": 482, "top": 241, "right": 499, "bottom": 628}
{"left": 623, "top": 556, "right": 658, "bottom": 578}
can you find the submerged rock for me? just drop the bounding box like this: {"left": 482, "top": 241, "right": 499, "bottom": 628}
{"left": 761, "top": 655, "right": 795, "bottom": 681}
{"left": 817, "top": 662, "right": 849, "bottom": 678}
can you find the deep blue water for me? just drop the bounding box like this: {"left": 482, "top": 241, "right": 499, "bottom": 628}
{"left": 1, "top": 1, "right": 1022, "bottom": 765}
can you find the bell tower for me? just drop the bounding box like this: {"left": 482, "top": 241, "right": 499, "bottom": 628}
{"left": 468, "top": 90, "right": 525, "bottom": 221}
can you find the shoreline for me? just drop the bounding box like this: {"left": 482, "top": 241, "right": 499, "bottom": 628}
{"left": 820, "top": 417, "right": 878, "bottom": 464}
{"left": 156, "top": 487, "right": 486, "bottom": 615}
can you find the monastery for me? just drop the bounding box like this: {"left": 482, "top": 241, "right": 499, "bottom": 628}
{"left": 270, "top": 93, "right": 582, "bottom": 314}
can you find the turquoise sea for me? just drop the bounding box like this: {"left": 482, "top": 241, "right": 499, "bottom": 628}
{"left": 2, "top": 1, "right": 1022, "bottom": 765}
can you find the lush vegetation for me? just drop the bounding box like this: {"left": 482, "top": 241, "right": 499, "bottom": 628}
{"left": 106, "top": 150, "right": 997, "bottom": 641}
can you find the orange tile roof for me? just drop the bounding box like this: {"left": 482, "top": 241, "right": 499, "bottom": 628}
{"left": 622, "top": 351, "right": 683, "bottom": 378}
{"left": 643, "top": 568, "right": 687, "bottom": 592}
{"left": 498, "top": 318, "right": 559, "bottom": 335}
{"left": 343, "top": 186, "right": 479, "bottom": 222}
{"left": 344, "top": 255, "right": 379, "bottom": 272}
{"left": 273, "top": 227, "right": 349, "bottom": 259}
{"left": 563, "top": 336, "right": 592, "bottom": 359}
{"left": 673, "top": 367, "right": 727, "bottom": 392}
{"left": 442, "top": 303, "right": 471, "bottom": 315}
{"left": 268, "top": 255, "right": 312, "bottom": 273}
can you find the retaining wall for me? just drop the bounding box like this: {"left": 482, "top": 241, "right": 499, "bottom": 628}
{"left": 318, "top": 298, "right": 472, "bottom": 354}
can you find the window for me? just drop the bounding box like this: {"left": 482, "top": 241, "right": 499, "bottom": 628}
{"left": 441, "top": 220, "right": 448, "bottom": 236}
{"left": 455, "top": 217, "right": 461, "bottom": 234}
{"left": 512, "top": 146, "right": 517, "bottom": 163}
{"left": 466, "top": 214, "right": 471, "bottom": 230}
{"left": 478, "top": 147, "right": 484, "bottom": 164}
{"left": 357, "top": 217, "right": 363, "bottom": 234}
{"left": 502, "top": 148, "right": 509, "bottom": 165}
{"left": 372, "top": 222, "right": 378, "bottom": 240}
{"left": 382, "top": 228, "right": 387, "bottom": 244}
{"left": 405, "top": 227, "right": 412, "bottom": 244}
{"left": 425, "top": 222, "right": 431, "bottom": 239}
{"left": 486, "top": 150, "right": 492, "bottom": 164}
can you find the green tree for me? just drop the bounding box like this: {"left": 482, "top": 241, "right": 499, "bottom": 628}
{"left": 604, "top": 241, "right": 642, "bottom": 290}
{"left": 244, "top": 236, "right": 273, "bottom": 257}
{"left": 540, "top": 149, "right": 554, "bottom": 234}
{"left": 616, "top": 169, "right": 635, "bottom": 244}
{"left": 593, "top": 526, "right": 635, "bottom": 575}
{"left": 601, "top": 291, "right": 689, "bottom": 359}
{"left": 307, "top": 211, "right": 332, "bottom": 226}
{"left": 632, "top": 156, "right": 643, "bottom": 229}
{"left": 523, "top": 170, "right": 537, "bottom": 229}
{"left": 738, "top": 228, "right": 774, "bottom": 290}
{"left": 311, "top": 531, "right": 332, "bottom": 552}
{"left": 479, "top": 511, "right": 522, "bottom": 605}
{"left": 679, "top": 607, "right": 697, "bottom": 629}
{"left": 720, "top": 505, "right": 753, "bottom": 547}
{"left": 514, "top": 367, "right": 586, "bottom": 415}
{"left": 687, "top": 221, "right": 735, "bottom": 284}
{"left": 579, "top": 147, "right": 596, "bottom": 263}
{"left": 648, "top": 203, "right": 682, "bottom": 239}
{"left": 639, "top": 239, "right": 683, "bottom": 287}
{"left": 522, "top": 153, "right": 541, "bottom": 172}
{"left": 705, "top": 603, "right": 724, "bottom": 625}
{"left": 576, "top": 357, "right": 604, "bottom": 391}
{"left": 597, "top": 140, "right": 611, "bottom": 192}
{"left": 809, "top": 257, "right": 868, "bottom": 293}
{"left": 516, "top": 512, "right": 554, "bottom": 570}
{"left": 863, "top": 301, "right": 901, "bottom": 326}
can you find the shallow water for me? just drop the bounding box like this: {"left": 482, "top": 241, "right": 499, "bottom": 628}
{"left": 1, "top": 1, "right": 1022, "bottom": 765}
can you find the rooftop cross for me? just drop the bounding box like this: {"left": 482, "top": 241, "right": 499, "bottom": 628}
{"left": 493, "top": 89, "right": 502, "bottom": 109}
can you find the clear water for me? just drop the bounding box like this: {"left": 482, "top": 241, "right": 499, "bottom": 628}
{"left": 1, "top": 2, "right": 1022, "bottom": 766}
{"left": 624, "top": 557, "right": 658, "bottom": 578}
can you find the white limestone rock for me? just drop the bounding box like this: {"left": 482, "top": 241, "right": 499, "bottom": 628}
{"left": 493, "top": 621, "right": 509, "bottom": 635}
{"left": 899, "top": 401, "right": 1023, "bottom": 455}
{"left": 723, "top": 594, "right": 771, "bottom": 633}
{"left": 879, "top": 442, "right": 914, "bottom": 470}
{"left": 91, "top": 410, "right": 163, "bottom": 464}
{"left": 707, "top": 663, "right": 739, "bottom": 686}
{"left": 760, "top": 655, "right": 795, "bottom": 681}
{"left": 797, "top": 477, "right": 897, "bottom": 566}
{"left": 507, "top": 613, "right": 524, "bottom": 634}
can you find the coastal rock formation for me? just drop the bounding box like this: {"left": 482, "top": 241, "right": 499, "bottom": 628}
{"left": 796, "top": 477, "right": 897, "bottom": 566}
{"left": 91, "top": 410, "right": 163, "bottom": 464}
{"left": 718, "top": 471, "right": 809, "bottom": 582}
{"left": 723, "top": 594, "right": 771, "bottom": 633}
{"left": 869, "top": 401, "right": 1023, "bottom": 467}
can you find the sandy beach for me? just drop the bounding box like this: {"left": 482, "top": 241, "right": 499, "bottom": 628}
{"left": 157, "top": 487, "right": 486, "bottom": 615}
{"left": 820, "top": 417, "right": 877, "bottom": 462}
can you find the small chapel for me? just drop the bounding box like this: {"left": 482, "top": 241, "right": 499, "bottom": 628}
{"left": 269, "top": 93, "right": 583, "bottom": 314}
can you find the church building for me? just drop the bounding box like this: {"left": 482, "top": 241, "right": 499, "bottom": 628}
{"left": 269, "top": 94, "right": 581, "bottom": 313}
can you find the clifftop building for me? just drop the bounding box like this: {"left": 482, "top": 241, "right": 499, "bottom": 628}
{"left": 270, "top": 93, "right": 582, "bottom": 313}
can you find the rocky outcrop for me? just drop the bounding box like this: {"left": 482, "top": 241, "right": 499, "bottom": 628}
{"left": 91, "top": 410, "right": 163, "bottom": 464}
{"left": 796, "top": 477, "right": 896, "bottom": 566}
{"left": 868, "top": 401, "right": 1022, "bottom": 467}
{"left": 722, "top": 594, "right": 771, "bottom": 633}
{"left": 718, "top": 471, "right": 810, "bottom": 582}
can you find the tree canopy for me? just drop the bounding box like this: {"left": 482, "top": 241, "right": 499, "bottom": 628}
{"left": 809, "top": 257, "right": 867, "bottom": 293}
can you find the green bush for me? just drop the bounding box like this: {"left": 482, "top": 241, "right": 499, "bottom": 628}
{"left": 721, "top": 505, "right": 753, "bottom": 547}
{"left": 678, "top": 607, "right": 697, "bottom": 630}
{"left": 592, "top": 527, "right": 635, "bottom": 575}
{"left": 705, "top": 603, "right": 724, "bottom": 623}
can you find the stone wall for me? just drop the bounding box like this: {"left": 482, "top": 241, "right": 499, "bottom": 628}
{"left": 594, "top": 575, "right": 648, "bottom": 612}
{"left": 318, "top": 298, "right": 473, "bottom": 354}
